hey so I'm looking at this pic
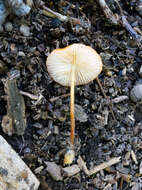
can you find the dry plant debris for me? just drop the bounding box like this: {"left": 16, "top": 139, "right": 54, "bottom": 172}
{"left": 2, "top": 70, "right": 26, "bottom": 136}
{"left": 77, "top": 156, "right": 121, "bottom": 176}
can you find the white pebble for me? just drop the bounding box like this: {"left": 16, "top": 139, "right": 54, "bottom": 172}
{"left": 20, "top": 24, "right": 30, "bottom": 36}
{"left": 4, "top": 22, "right": 13, "bottom": 32}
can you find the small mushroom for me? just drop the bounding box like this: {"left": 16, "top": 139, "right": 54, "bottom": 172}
{"left": 46, "top": 43, "right": 102, "bottom": 164}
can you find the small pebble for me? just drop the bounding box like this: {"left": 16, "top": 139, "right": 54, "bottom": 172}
{"left": 105, "top": 70, "right": 112, "bottom": 77}
{"left": 130, "top": 82, "right": 142, "bottom": 103}
{"left": 20, "top": 24, "right": 30, "bottom": 36}
{"left": 23, "top": 147, "right": 32, "bottom": 154}
{"left": 4, "top": 22, "right": 13, "bottom": 32}
{"left": 34, "top": 166, "right": 44, "bottom": 174}
{"left": 122, "top": 67, "right": 127, "bottom": 76}
{"left": 18, "top": 51, "right": 25, "bottom": 57}
{"left": 138, "top": 51, "right": 142, "bottom": 58}
{"left": 53, "top": 125, "right": 59, "bottom": 135}
{"left": 109, "top": 87, "right": 114, "bottom": 94}
{"left": 139, "top": 66, "right": 142, "bottom": 77}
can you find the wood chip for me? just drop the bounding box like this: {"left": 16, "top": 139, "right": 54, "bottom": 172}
{"left": 62, "top": 165, "right": 80, "bottom": 177}
{"left": 131, "top": 150, "right": 138, "bottom": 164}
{"left": 2, "top": 70, "right": 26, "bottom": 136}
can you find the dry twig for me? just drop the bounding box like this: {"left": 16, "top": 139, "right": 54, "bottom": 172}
{"left": 20, "top": 90, "right": 39, "bottom": 100}
{"left": 131, "top": 150, "right": 138, "bottom": 164}
{"left": 41, "top": 5, "right": 80, "bottom": 25}
{"left": 77, "top": 156, "right": 121, "bottom": 176}
{"left": 111, "top": 96, "right": 129, "bottom": 103}
{"left": 96, "top": 77, "right": 116, "bottom": 120}
{"left": 49, "top": 93, "right": 70, "bottom": 102}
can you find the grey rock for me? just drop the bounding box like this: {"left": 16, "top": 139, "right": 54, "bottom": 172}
{"left": 0, "top": 135, "right": 40, "bottom": 190}
{"left": 45, "top": 161, "right": 62, "bottom": 181}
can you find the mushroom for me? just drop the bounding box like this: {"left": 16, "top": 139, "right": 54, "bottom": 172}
{"left": 46, "top": 43, "right": 102, "bottom": 164}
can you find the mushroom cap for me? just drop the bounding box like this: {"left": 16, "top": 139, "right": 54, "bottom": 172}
{"left": 46, "top": 44, "right": 102, "bottom": 86}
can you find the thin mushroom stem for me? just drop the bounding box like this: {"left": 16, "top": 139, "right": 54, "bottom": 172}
{"left": 70, "top": 50, "right": 76, "bottom": 145}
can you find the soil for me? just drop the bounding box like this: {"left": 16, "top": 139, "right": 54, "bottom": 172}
{"left": 0, "top": 0, "right": 142, "bottom": 190}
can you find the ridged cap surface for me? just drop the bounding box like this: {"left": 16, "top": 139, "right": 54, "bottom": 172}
{"left": 46, "top": 44, "right": 102, "bottom": 86}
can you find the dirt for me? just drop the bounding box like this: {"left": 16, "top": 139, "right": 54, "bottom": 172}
{"left": 0, "top": 0, "right": 142, "bottom": 190}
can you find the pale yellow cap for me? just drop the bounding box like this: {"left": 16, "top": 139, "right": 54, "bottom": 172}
{"left": 46, "top": 44, "right": 102, "bottom": 86}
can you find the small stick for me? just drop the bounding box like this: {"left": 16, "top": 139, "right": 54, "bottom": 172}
{"left": 111, "top": 96, "right": 128, "bottom": 103}
{"left": 49, "top": 93, "right": 70, "bottom": 102}
{"left": 96, "top": 77, "right": 116, "bottom": 120}
{"left": 20, "top": 90, "right": 39, "bottom": 100}
{"left": 77, "top": 156, "right": 121, "bottom": 176}
{"left": 131, "top": 150, "right": 138, "bottom": 164}
{"left": 77, "top": 156, "right": 90, "bottom": 175}
{"left": 89, "top": 157, "right": 121, "bottom": 176}
{"left": 42, "top": 5, "right": 80, "bottom": 25}
{"left": 42, "top": 6, "right": 68, "bottom": 22}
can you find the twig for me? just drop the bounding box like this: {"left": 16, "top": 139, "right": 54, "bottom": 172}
{"left": 20, "top": 90, "right": 39, "bottom": 100}
{"left": 77, "top": 156, "right": 121, "bottom": 176}
{"left": 49, "top": 93, "right": 70, "bottom": 102}
{"left": 42, "top": 6, "right": 68, "bottom": 22}
{"left": 111, "top": 96, "right": 128, "bottom": 103}
{"left": 89, "top": 157, "right": 121, "bottom": 176}
{"left": 96, "top": 77, "right": 116, "bottom": 120}
{"left": 20, "top": 90, "right": 44, "bottom": 105}
{"left": 41, "top": 6, "right": 80, "bottom": 25}
{"left": 131, "top": 150, "right": 138, "bottom": 164}
{"left": 77, "top": 156, "right": 90, "bottom": 175}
